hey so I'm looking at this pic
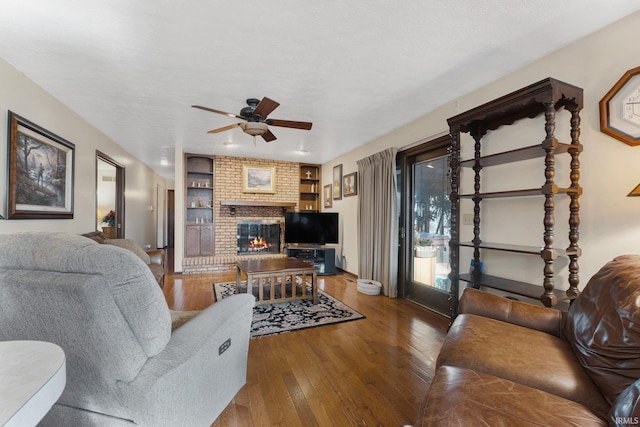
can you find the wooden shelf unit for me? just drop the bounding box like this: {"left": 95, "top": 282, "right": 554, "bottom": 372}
{"left": 185, "top": 154, "right": 215, "bottom": 257}
{"left": 299, "top": 163, "right": 321, "bottom": 212}
{"left": 448, "top": 78, "right": 583, "bottom": 317}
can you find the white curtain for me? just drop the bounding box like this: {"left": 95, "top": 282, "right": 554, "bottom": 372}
{"left": 357, "top": 147, "right": 398, "bottom": 297}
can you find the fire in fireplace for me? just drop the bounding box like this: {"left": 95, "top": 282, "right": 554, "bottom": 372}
{"left": 237, "top": 220, "right": 281, "bottom": 255}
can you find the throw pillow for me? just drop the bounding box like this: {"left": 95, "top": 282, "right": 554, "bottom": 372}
{"left": 105, "top": 239, "right": 151, "bottom": 265}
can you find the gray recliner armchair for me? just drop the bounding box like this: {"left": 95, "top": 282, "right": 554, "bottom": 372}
{"left": 0, "top": 232, "right": 255, "bottom": 426}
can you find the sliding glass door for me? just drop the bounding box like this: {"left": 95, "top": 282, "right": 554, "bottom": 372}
{"left": 397, "top": 137, "right": 452, "bottom": 316}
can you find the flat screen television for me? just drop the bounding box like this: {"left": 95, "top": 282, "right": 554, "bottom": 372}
{"left": 284, "top": 212, "right": 339, "bottom": 245}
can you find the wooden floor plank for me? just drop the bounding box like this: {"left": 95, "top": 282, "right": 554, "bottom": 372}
{"left": 163, "top": 266, "right": 449, "bottom": 426}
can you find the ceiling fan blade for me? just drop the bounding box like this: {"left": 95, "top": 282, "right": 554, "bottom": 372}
{"left": 253, "top": 97, "right": 280, "bottom": 119}
{"left": 268, "top": 119, "right": 313, "bottom": 130}
{"left": 192, "top": 105, "right": 243, "bottom": 120}
{"left": 261, "top": 130, "right": 277, "bottom": 142}
{"left": 207, "top": 123, "right": 242, "bottom": 134}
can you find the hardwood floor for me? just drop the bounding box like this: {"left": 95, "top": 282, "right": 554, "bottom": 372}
{"left": 163, "top": 267, "right": 449, "bottom": 427}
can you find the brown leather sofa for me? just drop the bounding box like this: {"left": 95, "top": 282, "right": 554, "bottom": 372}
{"left": 417, "top": 255, "right": 640, "bottom": 427}
{"left": 82, "top": 231, "right": 167, "bottom": 288}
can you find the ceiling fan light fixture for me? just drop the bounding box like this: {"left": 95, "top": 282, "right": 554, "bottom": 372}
{"left": 240, "top": 121, "right": 268, "bottom": 136}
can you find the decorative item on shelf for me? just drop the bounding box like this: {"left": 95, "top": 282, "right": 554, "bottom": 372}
{"left": 198, "top": 197, "right": 204, "bottom": 207}
{"left": 628, "top": 183, "right": 640, "bottom": 196}
{"left": 469, "top": 258, "right": 484, "bottom": 274}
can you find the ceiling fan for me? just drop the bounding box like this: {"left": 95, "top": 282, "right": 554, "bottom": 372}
{"left": 192, "top": 97, "right": 312, "bottom": 143}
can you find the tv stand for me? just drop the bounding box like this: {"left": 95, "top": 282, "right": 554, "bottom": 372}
{"left": 286, "top": 245, "right": 336, "bottom": 276}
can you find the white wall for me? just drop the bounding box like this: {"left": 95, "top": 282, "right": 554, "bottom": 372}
{"left": 0, "top": 56, "right": 166, "bottom": 250}
{"left": 173, "top": 146, "right": 185, "bottom": 273}
{"left": 325, "top": 10, "right": 640, "bottom": 288}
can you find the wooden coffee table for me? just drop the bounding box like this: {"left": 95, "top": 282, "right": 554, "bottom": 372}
{"left": 236, "top": 257, "right": 318, "bottom": 305}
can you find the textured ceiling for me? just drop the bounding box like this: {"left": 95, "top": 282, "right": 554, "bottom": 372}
{"left": 1, "top": 1, "right": 639, "bottom": 180}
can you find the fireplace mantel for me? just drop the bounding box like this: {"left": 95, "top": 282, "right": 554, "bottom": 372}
{"left": 221, "top": 200, "right": 296, "bottom": 215}
{"left": 221, "top": 200, "right": 297, "bottom": 208}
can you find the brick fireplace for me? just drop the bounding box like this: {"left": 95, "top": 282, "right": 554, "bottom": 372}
{"left": 182, "top": 155, "right": 299, "bottom": 274}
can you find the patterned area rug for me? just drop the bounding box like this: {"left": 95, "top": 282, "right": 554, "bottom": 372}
{"left": 213, "top": 281, "right": 365, "bottom": 338}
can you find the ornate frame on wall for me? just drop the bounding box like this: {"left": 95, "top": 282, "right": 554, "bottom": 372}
{"left": 324, "top": 184, "right": 332, "bottom": 208}
{"left": 599, "top": 65, "right": 640, "bottom": 146}
{"left": 343, "top": 172, "right": 358, "bottom": 197}
{"left": 242, "top": 165, "right": 276, "bottom": 194}
{"left": 7, "top": 111, "right": 75, "bottom": 219}
{"left": 332, "top": 164, "right": 342, "bottom": 200}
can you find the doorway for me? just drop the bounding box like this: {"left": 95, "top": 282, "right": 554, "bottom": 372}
{"left": 167, "top": 189, "right": 175, "bottom": 248}
{"left": 96, "top": 151, "right": 125, "bottom": 238}
{"left": 397, "top": 136, "right": 452, "bottom": 316}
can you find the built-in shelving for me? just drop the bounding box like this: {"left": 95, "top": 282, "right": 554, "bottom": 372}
{"left": 299, "top": 164, "right": 321, "bottom": 212}
{"left": 185, "top": 154, "right": 215, "bottom": 257}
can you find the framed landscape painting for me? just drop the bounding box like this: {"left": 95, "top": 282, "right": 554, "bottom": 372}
{"left": 7, "top": 111, "right": 75, "bottom": 219}
{"left": 242, "top": 165, "right": 276, "bottom": 193}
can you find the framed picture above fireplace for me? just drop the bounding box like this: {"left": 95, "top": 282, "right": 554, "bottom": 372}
{"left": 242, "top": 165, "right": 276, "bottom": 194}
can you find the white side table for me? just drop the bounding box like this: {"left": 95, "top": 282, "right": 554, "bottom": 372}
{"left": 0, "top": 341, "right": 66, "bottom": 427}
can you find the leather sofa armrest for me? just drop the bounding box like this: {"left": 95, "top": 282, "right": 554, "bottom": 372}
{"left": 147, "top": 249, "right": 165, "bottom": 267}
{"left": 460, "top": 288, "right": 565, "bottom": 336}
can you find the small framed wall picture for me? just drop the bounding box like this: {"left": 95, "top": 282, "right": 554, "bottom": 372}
{"left": 333, "top": 164, "right": 342, "bottom": 200}
{"left": 324, "top": 184, "right": 332, "bottom": 208}
{"left": 343, "top": 172, "right": 358, "bottom": 197}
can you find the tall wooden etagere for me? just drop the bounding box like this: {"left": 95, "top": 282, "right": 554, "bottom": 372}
{"left": 447, "top": 78, "right": 583, "bottom": 318}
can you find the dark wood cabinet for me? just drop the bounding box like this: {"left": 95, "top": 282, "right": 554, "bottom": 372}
{"left": 448, "top": 78, "right": 583, "bottom": 317}
{"left": 185, "top": 154, "right": 214, "bottom": 257}
{"left": 185, "top": 224, "right": 214, "bottom": 257}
